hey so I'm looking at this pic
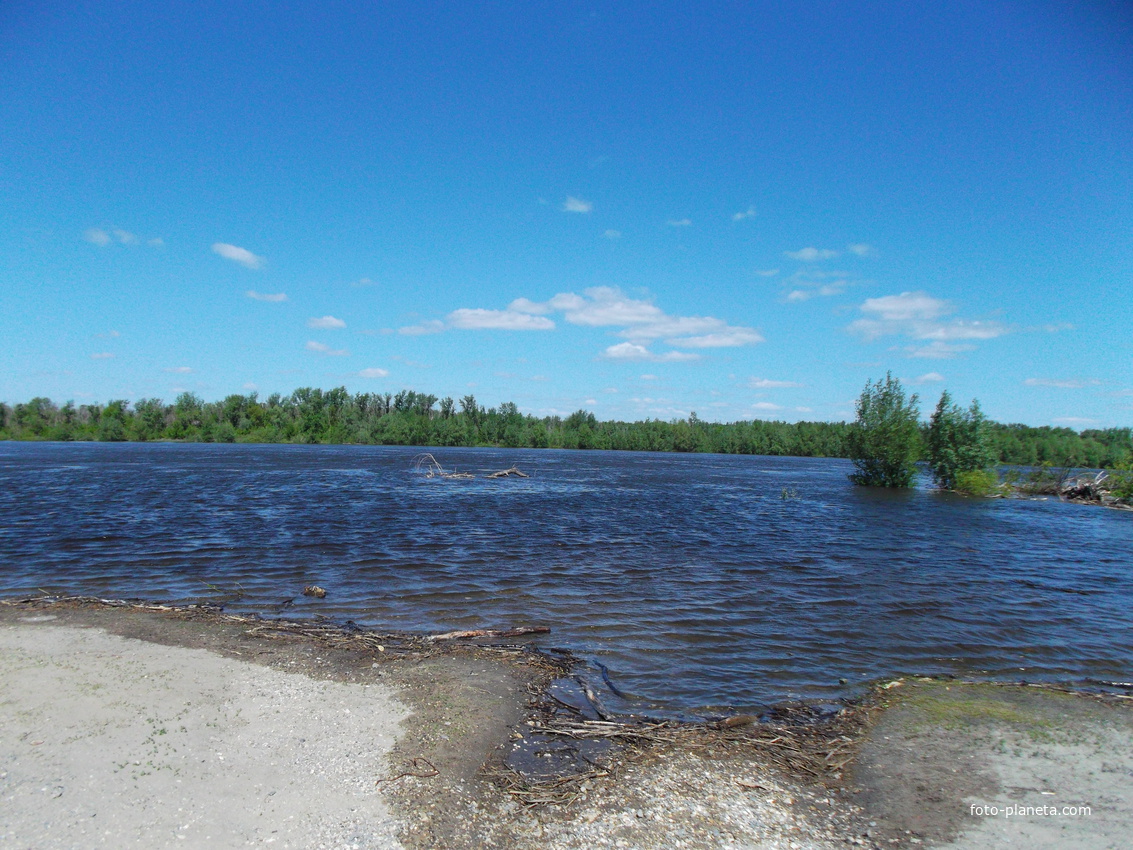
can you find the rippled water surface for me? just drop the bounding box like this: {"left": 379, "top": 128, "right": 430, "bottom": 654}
{"left": 1, "top": 442, "right": 1130, "bottom": 713}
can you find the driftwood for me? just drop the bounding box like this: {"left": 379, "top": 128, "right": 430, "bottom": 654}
{"left": 1017, "top": 467, "right": 1131, "bottom": 510}
{"left": 428, "top": 626, "right": 550, "bottom": 641}
{"left": 487, "top": 466, "right": 528, "bottom": 479}
{"left": 411, "top": 454, "right": 527, "bottom": 480}
{"left": 1061, "top": 471, "right": 1109, "bottom": 501}
{"left": 410, "top": 453, "right": 474, "bottom": 479}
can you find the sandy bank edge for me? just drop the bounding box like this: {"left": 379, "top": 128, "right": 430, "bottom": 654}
{"left": 3, "top": 599, "right": 1130, "bottom": 850}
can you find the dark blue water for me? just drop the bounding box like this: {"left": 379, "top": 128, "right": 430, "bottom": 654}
{"left": 1, "top": 442, "right": 1130, "bottom": 714}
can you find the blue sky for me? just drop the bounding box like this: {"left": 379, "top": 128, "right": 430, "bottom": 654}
{"left": 2, "top": 1, "right": 1130, "bottom": 428}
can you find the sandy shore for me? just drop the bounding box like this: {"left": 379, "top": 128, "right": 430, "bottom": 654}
{"left": 0, "top": 620, "right": 408, "bottom": 849}
{"left": 2, "top": 601, "right": 1130, "bottom": 849}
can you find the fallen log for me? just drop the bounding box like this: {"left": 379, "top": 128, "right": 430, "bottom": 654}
{"left": 428, "top": 626, "right": 550, "bottom": 641}
{"left": 486, "top": 466, "right": 528, "bottom": 478}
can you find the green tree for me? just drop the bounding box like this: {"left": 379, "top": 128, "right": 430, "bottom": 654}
{"left": 847, "top": 373, "right": 921, "bottom": 487}
{"left": 927, "top": 391, "right": 996, "bottom": 491}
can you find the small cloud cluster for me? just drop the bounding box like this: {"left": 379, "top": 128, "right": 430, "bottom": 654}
{"left": 784, "top": 243, "right": 873, "bottom": 262}
{"left": 308, "top": 315, "right": 346, "bottom": 329}
{"left": 563, "top": 196, "right": 592, "bottom": 213}
{"left": 732, "top": 207, "right": 756, "bottom": 221}
{"left": 84, "top": 228, "right": 162, "bottom": 247}
{"left": 358, "top": 367, "right": 389, "bottom": 378}
{"left": 521, "top": 287, "right": 763, "bottom": 357}
{"left": 848, "top": 291, "right": 1008, "bottom": 358}
{"left": 1024, "top": 377, "right": 1101, "bottom": 389}
{"left": 667, "top": 218, "right": 692, "bottom": 228}
{"left": 748, "top": 377, "right": 802, "bottom": 389}
{"left": 306, "top": 341, "right": 349, "bottom": 356}
{"left": 448, "top": 308, "right": 555, "bottom": 331}
{"left": 213, "top": 243, "right": 264, "bottom": 269}
{"left": 399, "top": 287, "right": 762, "bottom": 363}
{"left": 247, "top": 290, "right": 287, "bottom": 302}
{"left": 786, "top": 282, "right": 846, "bottom": 302}
{"left": 785, "top": 246, "right": 839, "bottom": 262}
{"left": 782, "top": 268, "right": 851, "bottom": 303}
{"left": 602, "top": 342, "right": 698, "bottom": 363}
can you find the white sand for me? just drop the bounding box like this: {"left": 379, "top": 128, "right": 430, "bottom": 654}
{"left": 0, "top": 619, "right": 409, "bottom": 849}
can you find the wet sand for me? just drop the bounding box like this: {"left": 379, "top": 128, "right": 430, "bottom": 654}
{"left": 2, "top": 601, "right": 1130, "bottom": 849}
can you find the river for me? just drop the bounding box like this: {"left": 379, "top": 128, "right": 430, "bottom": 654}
{"left": 1, "top": 442, "right": 1129, "bottom": 714}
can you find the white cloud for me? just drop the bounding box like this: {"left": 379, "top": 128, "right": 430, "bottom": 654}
{"left": 552, "top": 287, "right": 663, "bottom": 327}
{"left": 795, "top": 406, "right": 814, "bottom": 413}
{"left": 732, "top": 207, "right": 757, "bottom": 221}
{"left": 785, "top": 247, "right": 839, "bottom": 262}
{"left": 447, "top": 309, "right": 555, "bottom": 331}
{"left": 84, "top": 228, "right": 111, "bottom": 246}
{"left": 849, "top": 291, "right": 1008, "bottom": 354}
{"left": 1052, "top": 417, "right": 1099, "bottom": 427}
{"left": 212, "top": 243, "right": 264, "bottom": 269}
{"left": 246, "top": 290, "right": 287, "bottom": 302}
{"left": 917, "top": 372, "right": 946, "bottom": 383}
{"left": 584, "top": 398, "right": 597, "bottom": 406}
{"left": 667, "top": 218, "right": 692, "bottom": 227}
{"left": 603, "top": 229, "right": 622, "bottom": 239}
{"left": 508, "top": 297, "right": 553, "bottom": 315}
{"left": 755, "top": 268, "right": 780, "bottom": 277}
{"left": 1024, "top": 377, "right": 1101, "bottom": 389}
{"left": 306, "top": 340, "right": 349, "bottom": 356}
{"left": 640, "top": 374, "right": 658, "bottom": 381}
{"left": 752, "top": 402, "right": 783, "bottom": 411}
{"left": 748, "top": 377, "right": 803, "bottom": 389}
{"left": 95, "top": 329, "right": 121, "bottom": 339}
{"left": 358, "top": 367, "right": 390, "bottom": 378}
{"left": 113, "top": 229, "right": 138, "bottom": 245}
{"left": 308, "top": 315, "right": 346, "bottom": 329}
{"left": 847, "top": 243, "right": 873, "bottom": 257}
{"left": 603, "top": 342, "right": 654, "bottom": 361}
{"left": 242, "top": 382, "right": 257, "bottom": 391}
{"left": 147, "top": 237, "right": 165, "bottom": 248}
{"left": 786, "top": 282, "right": 844, "bottom": 302}
{"left": 352, "top": 277, "right": 377, "bottom": 287}
{"left": 91, "top": 352, "right": 114, "bottom": 359}
{"left": 906, "top": 341, "right": 977, "bottom": 359}
{"left": 915, "top": 320, "right": 1006, "bottom": 341}
{"left": 549, "top": 287, "right": 762, "bottom": 350}
{"left": 403, "top": 286, "right": 759, "bottom": 358}
{"left": 563, "top": 196, "right": 592, "bottom": 213}
{"left": 164, "top": 366, "right": 193, "bottom": 374}
{"left": 398, "top": 320, "right": 446, "bottom": 336}
{"left": 602, "top": 343, "right": 698, "bottom": 362}
{"left": 671, "top": 329, "right": 764, "bottom": 347}
{"left": 565, "top": 288, "right": 762, "bottom": 349}
{"left": 859, "top": 291, "right": 950, "bottom": 323}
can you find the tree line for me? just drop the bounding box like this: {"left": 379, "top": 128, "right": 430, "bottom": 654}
{"left": 1, "top": 387, "right": 1129, "bottom": 468}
